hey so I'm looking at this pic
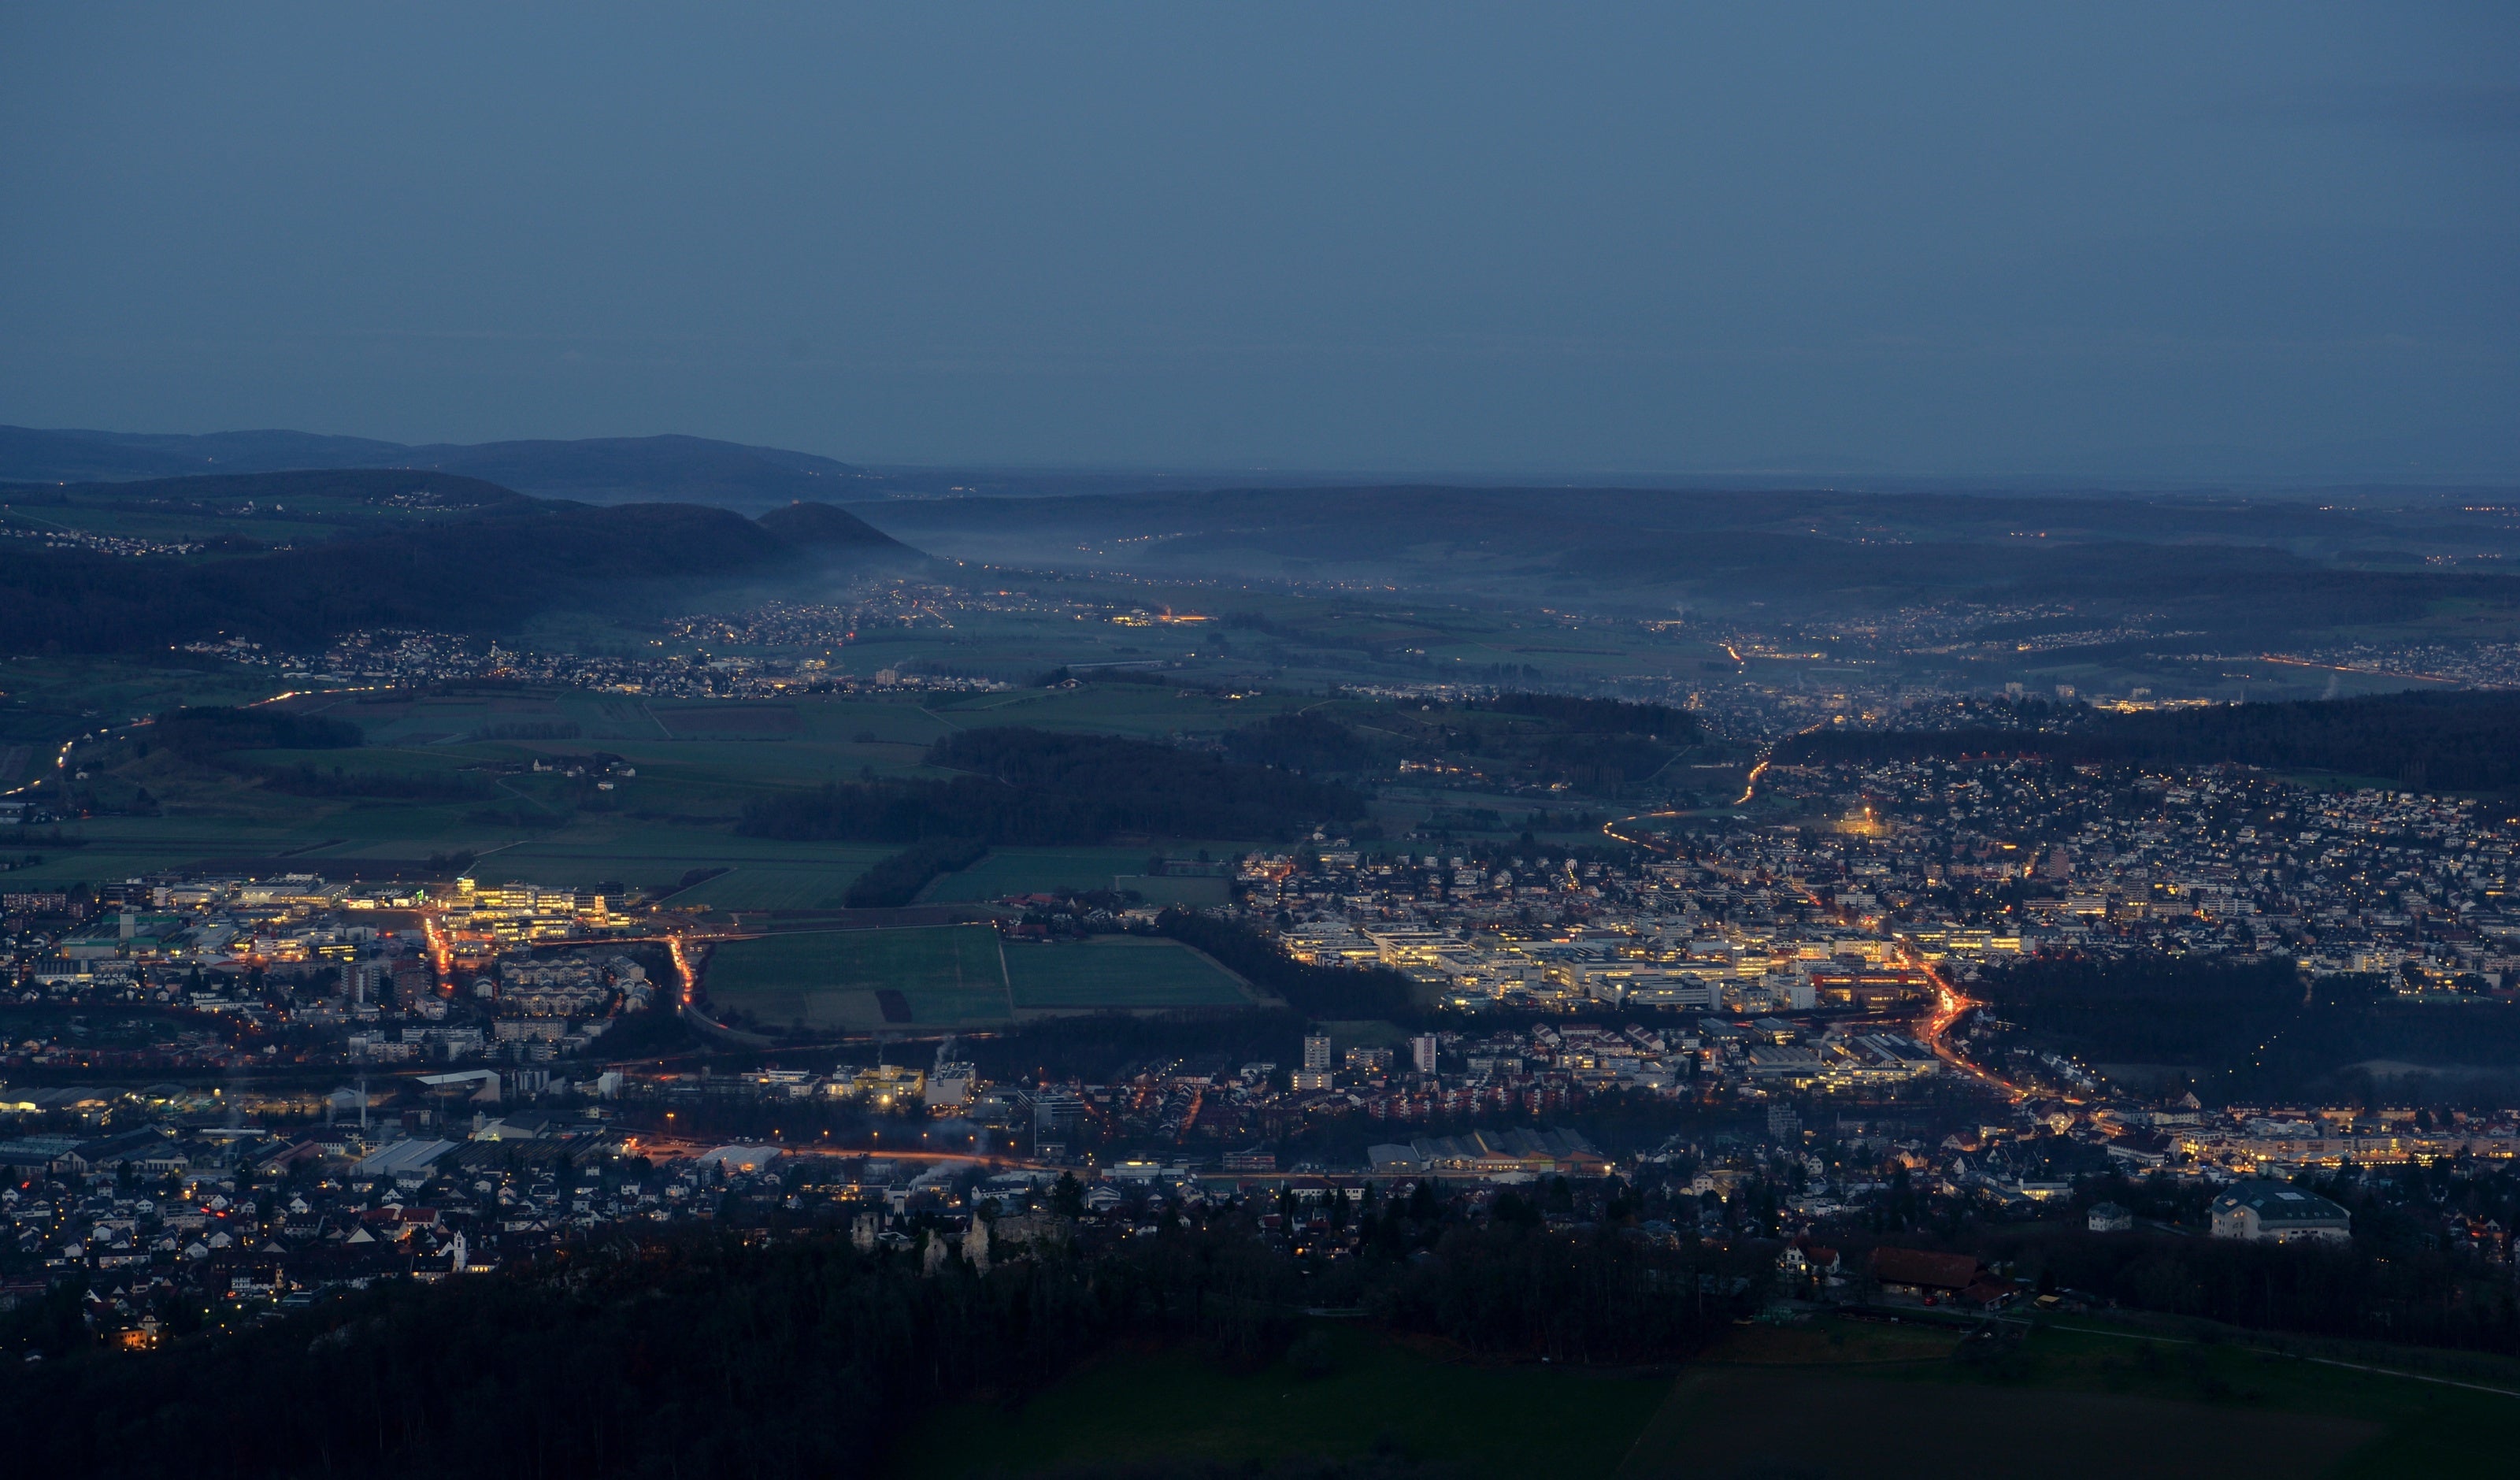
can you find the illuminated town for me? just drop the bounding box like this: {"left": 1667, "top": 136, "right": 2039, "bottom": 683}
{"left": 8, "top": 751, "right": 2516, "bottom": 1345}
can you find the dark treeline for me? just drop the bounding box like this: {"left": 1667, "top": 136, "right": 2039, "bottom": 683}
{"left": 130, "top": 705, "right": 502, "bottom": 802}
{"left": 1466, "top": 692, "right": 1695, "bottom": 740}
{"left": 0, "top": 1215, "right": 1748, "bottom": 1478}
{"left": 739, "top": 728, "right": 1366, "bottom": 845}
{"left": 1155, "top": 909, "right": 1419, "bottom": 1022}
{"left": 1956, "top": 1204, "right": 2520, "bottom": 1354}
{"left": 1222, "top": 710, "right": 1384, "bottom": 773}
{"left": 140, "top": 706, "right": 469, "bottom": 799}
{"left": 2, "top": 1232, "right": 1203, "bottom": 1479}
{"left": 1519, "top": 733, "right": 1679, "bottom": 793}
{"left": 1377, "top": 1220, "right": 1732, "bottom": 1363}
{"left": 1974, "top": 954, "right": 2520, "bottom": 1098}
{"left": 1778, "top": 689, "right": 2520, "bottom": 792}
{"left": 843, "top": 836, "right": 987, "bottom": 909}
{"left": 1449, "top": 694, "right": 1695, "bottom": 792}
{"left": 1974, "top": 955, "right": 2310, "bottom": 1067}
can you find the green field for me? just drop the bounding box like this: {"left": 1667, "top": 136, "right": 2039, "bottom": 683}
{"left": 1002, "top": 935, "right": 1251, "bottom": 1011}
{"left": 655, "top": 857, "right": 891, "bottom": 910}
{"left": 2, "top": 667, "right": 1521, "bottom": 902}
{"left": 894, "top": 1315, "right": 2520, "bottom": 1480}
{"left": 918, "top": 848, "right": 1156, "bottom": 902}
{"left": 702, "top": 924, "right": 1010, "bottom": 1029}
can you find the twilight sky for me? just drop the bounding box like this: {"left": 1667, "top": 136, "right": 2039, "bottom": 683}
{"left": 2, "top": 3, "right": 2514, "bottom": 478}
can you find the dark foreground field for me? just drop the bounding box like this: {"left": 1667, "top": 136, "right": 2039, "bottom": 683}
{"left": 897, "top": 1315, "right": 2518, "bottom": 1479}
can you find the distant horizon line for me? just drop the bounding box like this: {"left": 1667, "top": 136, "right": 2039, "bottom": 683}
{"left": 8, "top": 419, "right": 2516, "bottom": 495}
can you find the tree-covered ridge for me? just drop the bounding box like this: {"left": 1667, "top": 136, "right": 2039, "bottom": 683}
{"left": 0, "top": 492, "right": 921, "bottom": 655}
{"left": 738, "top": 727, "right": 1369, "bottom": 845}
{"left": 0, "top": 425, "right": 872, "bottom": 502}
{"left": 1778, "top": 690, "right": 2520, "bottom": 793}
{"left": 753, "top": 499, "right": 907, "bottom": 550}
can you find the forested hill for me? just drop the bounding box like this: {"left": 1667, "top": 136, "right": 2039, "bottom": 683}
{"left": 1776, "top": 690, "right": 2520, "bottom": 793}
{"left": 754, "top": 498, "right": 908, "bottom": 550}
{"left": 0, "top": 494, "right": 925, "bottom": 655}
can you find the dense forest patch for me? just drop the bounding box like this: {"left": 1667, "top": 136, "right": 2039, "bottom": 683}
{"left": 738, "top": 727, "right": 1367, "bottom": 845}
{"left": 1973, "top": 954, "right": 2520, "bottom": 1097}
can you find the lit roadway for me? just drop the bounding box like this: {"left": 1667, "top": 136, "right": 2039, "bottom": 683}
{"left": 1730, "top": 721, "right": 1829, "bottom": 810}
{"left": 1765, "top": 869, "right": 2019, "bottom": 1099}
{"left": 1908, "top": 953, "right": 2022, "bottom": 1100}
{"left": 623, "top": 1126, "right": 1050, "bottom": 1173}
{"left": 2252, "top": 653, "right": 2465, "bottom": 688}
{"left": 6, "top": 681, "right": 387, "bottom": 803}
{"left": 1596, "top": 751, "right": 1772, "bottom": 851}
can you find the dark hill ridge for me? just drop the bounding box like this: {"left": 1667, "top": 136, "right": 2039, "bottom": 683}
{"left": 393, "top": 434, "right": 868, "bottom": 506}
{"left": 0, "top": 483, "right": 926, "bottom": 654}
{"left": 0, "top": 425, "right": 875, "bottom": 507}
{"left": 0, "top": 425, "right": 408, "bottom": 483}
{"left": 754, "top": 499, "right": 907, "bottom": 550}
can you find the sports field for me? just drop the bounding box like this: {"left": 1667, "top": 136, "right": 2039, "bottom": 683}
{"left": 1002, "top": 935, "right": 1251, "bottom": 1011}
{"left": 703, "top": 924, "right": 1011, "bottom": 1030}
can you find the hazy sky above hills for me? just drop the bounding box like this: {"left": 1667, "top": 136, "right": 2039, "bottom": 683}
{"left": 2, "top": 4, "right": 2514, "bottom": 479}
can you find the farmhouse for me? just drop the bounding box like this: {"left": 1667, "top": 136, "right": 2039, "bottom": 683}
{"left": 1868, "top": 1245, "right": 1981, "bottom": 1298}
